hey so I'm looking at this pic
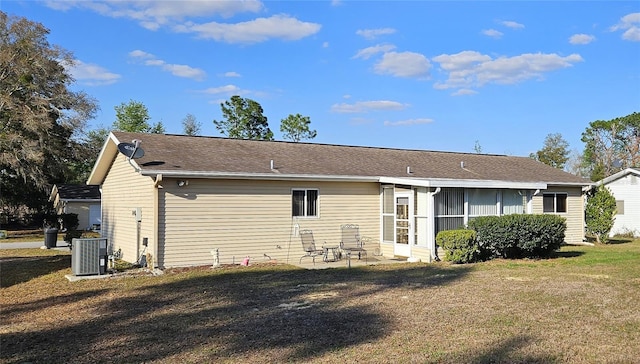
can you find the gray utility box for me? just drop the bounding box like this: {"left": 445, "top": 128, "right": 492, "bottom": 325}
{"left": 72, "top": 238, "right": 108, "bottom": 276}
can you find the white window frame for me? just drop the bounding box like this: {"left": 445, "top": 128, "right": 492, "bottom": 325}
{"left": 291, "top": 188, "right": 319, "bottom": 218}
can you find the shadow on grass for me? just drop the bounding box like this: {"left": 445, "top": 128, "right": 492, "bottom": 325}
{"left": 552, "top": 251, "right": 585, "bottom": 258}
{"left": 0, "top": 254, "right": 71, "bottom": 288}
{"left": 605, "top": 237, "right": 634, "bottom": 245}
{"left": 1, "top": 263, "right": 471, "bottom": 363}
{"left": 465, "top": 335, "right": 557, "bottom": 364}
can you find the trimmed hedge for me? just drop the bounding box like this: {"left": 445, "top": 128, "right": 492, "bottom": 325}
{"left": 436, "top": 229, "right": 478, "bottom": 264}
{"left": 468, "top": 214, "right": 566, "bottom": 259}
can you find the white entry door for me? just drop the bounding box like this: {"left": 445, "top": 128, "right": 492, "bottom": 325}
{"left": 394, "top": 192, "right": 414, "bottom": 257}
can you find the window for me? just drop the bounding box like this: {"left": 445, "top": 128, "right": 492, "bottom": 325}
{"left": 616, "top": 200, "right": 625, "bottom": 215}
{"left": 502, "top": 190, "right": 526, "bottom": 215}
{"left": 292, "top": 189, "right": 318, "bottom": 217}
{"left": 435, "top": 188, "right": 465, "bottom": 235}
{"left": 543, "top": 193, "right": 567, "bottom": 213}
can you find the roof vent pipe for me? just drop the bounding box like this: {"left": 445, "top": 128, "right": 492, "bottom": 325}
{"left": 270, "top": 159, "right": 274, "bottom": 170}
{"left": 407, "top": 166, "right": 412, "bottom": 174}
{"left": 461, "top": 161, "right": 465, "bottom": 169}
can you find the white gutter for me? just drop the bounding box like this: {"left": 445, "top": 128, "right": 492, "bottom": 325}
{"left": 379, "top": 176, "right": 548, "bottom": 189}
{"left": 139, "top": 170, "right": 585, "bottom": 190}
{"left": 140, "top": 170, "right": 381, "bottom": 183}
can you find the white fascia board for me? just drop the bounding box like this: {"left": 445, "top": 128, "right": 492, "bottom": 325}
{"left": 378, "top": 177, "right": 432, "bottom": 187}
{"left": 139, "top": 170, "right": 380, "bottom": 183}
{"left": 381, "top": 177, "right": 547, "bottom": 189}
{"left": 598, "top": 168, "right": 640, "bottom": 186}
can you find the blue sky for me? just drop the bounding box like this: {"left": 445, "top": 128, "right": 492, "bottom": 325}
{"left": 3, "top": 1, "right": 639, "bottom": 157}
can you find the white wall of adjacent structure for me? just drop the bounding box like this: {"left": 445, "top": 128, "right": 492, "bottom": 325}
{"left": 605, "top": 174, "right": 640, "bottom": 237}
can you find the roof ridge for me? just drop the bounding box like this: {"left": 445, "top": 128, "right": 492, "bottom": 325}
{"left": 113, "top": 131, "right": 510, "bottom": 157}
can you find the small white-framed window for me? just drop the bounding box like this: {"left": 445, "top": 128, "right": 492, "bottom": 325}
{"left": 543, "top": 193, "right": 568, "bottom": 213}
{"left": 616, "top": 200, "right": 625, "bottom": 215}
{"left": 292, "top": 189, "right": 318, "bottom": 217}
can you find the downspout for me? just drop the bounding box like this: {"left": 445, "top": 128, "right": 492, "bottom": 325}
{"left": 529, "top": 189, "right": 540, "bottom": 214}
{"left": 153, "top": 174, "right": 162, "bottom": 269}
{"left": 431, "top": 187, "right": 442, "bottom": 261}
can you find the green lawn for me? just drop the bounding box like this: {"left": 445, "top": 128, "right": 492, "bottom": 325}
{"left": 1, "top": 240, "right": 639, "bottom": 363}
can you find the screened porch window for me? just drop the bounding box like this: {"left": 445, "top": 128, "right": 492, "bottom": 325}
{"left": 543, "top": 193, "right": 567, "bottom": 213}
{"left": 435, "top": 188, "right": 464, "bottom": 235}
{"left": 468, "top": 189, "right": 498, "bottom": 217}
{"left": 502, "top": 190, "right": 526, "bottom": 215}
{"left": 292, "top": 189, "right": 318, "bottom": 217}
{"left": 382, "top": 186, "right": 395, "bottom": 242}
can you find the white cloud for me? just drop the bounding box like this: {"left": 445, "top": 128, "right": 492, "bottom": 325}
{"left": 610, "top": 12, "right": 640, "bottom": 41}
{"left": 356, "top": 27, "right": 397, "bottom": 40}
{"left": 330, "top": 100, "right": 408, "bottom": 113}
{"left": 384, "top": 118, "right": 433, "bottom": 126}
{"left": 482, "top": 29, "right": 503, "bottom": 39}
{"left": 201, "top": 84, "right": 245, "bottom": 95}
{"left": 569, "top": 34, "right": 595, "bottom": 45}
{"left": 129, "top": 50, "right": 206, "bottom": 81}
{"left": 433, "top": 51, "right": 583, "bottom": 90}
{"left": 62, "top": 60, "right": 121, "bottom": 86}
{"left": 176, "top": 14, "right": 321, "bottom": 44}
{"left": 374, "top": 51, "right": 431, "bottom": 78}
{"left": 322, "top": 41, "right": 330, "bottom": 48}
{"left": 44, "top": 0, "right": 264, "bottom": 30}
{"left": 352, "top": 44, "right": 397, "bottom": 60}
{"left": 500, "top": 20, "right": 524, "bottom": 29}
{"left": 223, "top": 71, "right": 241, "bottom": 78}
{"left": 451, "top": 89, "right": 478, "bottom": 96}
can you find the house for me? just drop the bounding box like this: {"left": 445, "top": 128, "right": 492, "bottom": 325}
{"left": 49, "top": 184, "right": 101, "bottom": 230}
{"left": 88, "top": 131, "right": 591, "bottom": 269}
{"left": 597, "top": 168, "right": 640, "bottom": 237}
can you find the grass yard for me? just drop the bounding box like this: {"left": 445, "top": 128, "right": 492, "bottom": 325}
{"left": 1, "top": 240, "right": 639, "bottom": 364}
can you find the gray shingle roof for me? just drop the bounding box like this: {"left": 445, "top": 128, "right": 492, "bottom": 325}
{"left": 111, "top": 131, "right": 590, "bottom": 185}
{"left": 56, "top": 184, "right": 101, "bottom": 200}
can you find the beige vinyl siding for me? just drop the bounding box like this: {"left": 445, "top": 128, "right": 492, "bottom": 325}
{"left": 532, "top": 186, "right": 585, "bottom": 244}
{"left": 101, "top": 154, "right": 156, "bottom": 264}
{"left": 159, "top": 179, "right": 380, "bottom": 267}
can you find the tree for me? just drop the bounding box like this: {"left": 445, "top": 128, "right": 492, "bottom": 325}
{"left": 213, "top": 95, "right": 273, "bottom": 140}
{"left": 112, "top": 100, "right": 164, "bottom": 133}
{"left": 585, "top": 184, "right": 617, "bottom": 244}
{"left": 473, "top": 140, "right": 483, "bottom": 154}
{"left": 530, "top": 133, "right": 570, "bottom": 169}
{"left": 182, "top": 113, "right": 201, "bottom": 136}
{"left": 581, "top": 112, "right": 640, "bottom": 181}
{"left": 280, "top": 113, "right": 317, "bottom": 142}
{"left": 0, "top": 12, "right": 97, "bottom": 214}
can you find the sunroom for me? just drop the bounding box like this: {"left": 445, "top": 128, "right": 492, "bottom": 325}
{"left": 378, "top": 179, "right": 547, "bottom": 262}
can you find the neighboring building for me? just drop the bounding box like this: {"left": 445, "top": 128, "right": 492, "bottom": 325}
{"left": 88, "top": 131, "right": 591, "bottom": 269}
{"left": 49, "top": 184, "right": 101, "bottom": 230}
{"left": 597, "top": 168, "right": 640, "bottom": 238}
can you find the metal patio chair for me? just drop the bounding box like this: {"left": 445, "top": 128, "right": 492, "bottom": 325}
{"left": 299, "top": 229, "right": 325, "bottom": 265}
{"left": 340, "top": 224, "right": 367, "bottom": 266}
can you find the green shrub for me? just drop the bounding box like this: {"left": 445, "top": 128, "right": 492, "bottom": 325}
{"left": 468, "top": 214, "right": 566, "bottom": 259}
{"left": 585, "top": 185, "right": 616, "bottom": 244}
{"left": 436, "top": 229, "right": 479, "bottom": 264}
{"left": 58, "top": 213, "right": 80, "bottom": 243}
